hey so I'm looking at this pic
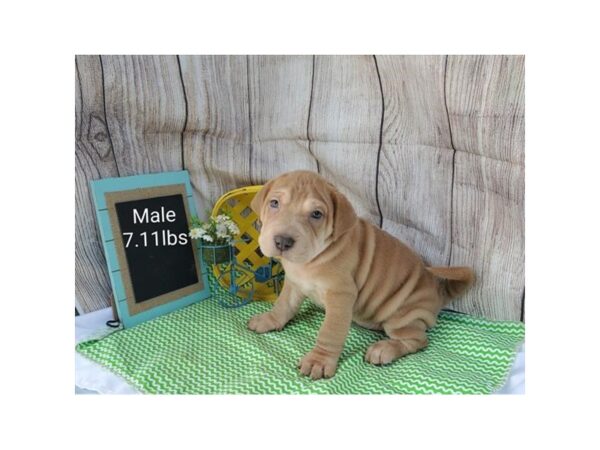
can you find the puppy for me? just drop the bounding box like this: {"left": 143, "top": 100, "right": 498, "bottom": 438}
{"left": 247, "top": 170, "right": 474, "bottom": 379}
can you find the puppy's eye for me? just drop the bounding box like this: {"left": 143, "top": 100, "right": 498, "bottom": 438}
{"left": 269, "top": 199, "right": 279, "bottom": 209}
{"left": 311, "top": 210, "right": 323, "bottom": 219}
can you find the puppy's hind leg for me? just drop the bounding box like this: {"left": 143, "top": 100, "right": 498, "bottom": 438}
{"left": 364, "top": 317, "right": 429, "bottom": 366}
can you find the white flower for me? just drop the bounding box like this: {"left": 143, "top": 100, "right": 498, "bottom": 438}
{"left": 189, "top": 214, "right": 240, "bottom": 245}
{"left": 227, "top": 222, "right": 240, "bottom": 235}
{"left": 216, "top": 223, "right": 229, "bottom": 239}
{"left": 189, "top": 227, "right": 204, "bottom": 239}
{"left": 216, "top": 223, "right": 228, "bottom": 234}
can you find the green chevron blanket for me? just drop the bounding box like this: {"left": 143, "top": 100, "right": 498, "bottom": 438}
{"left": 77, "top": 281, "right": 525, "bottom": 395}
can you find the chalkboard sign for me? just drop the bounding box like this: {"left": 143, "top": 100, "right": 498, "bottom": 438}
{"left": 91, "top": 171, "right": 210, "bottom": 328}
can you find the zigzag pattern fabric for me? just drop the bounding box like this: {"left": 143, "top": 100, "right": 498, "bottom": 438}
{"left": 77, "top": 277, "right": 525, "bottom": 394}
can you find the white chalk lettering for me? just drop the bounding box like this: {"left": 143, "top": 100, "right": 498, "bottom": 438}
{"left": 133, "top": 208, "right": 149, "bottom": 224}
{"left": 132, "top": 207, "right": 177, "bottom": 224}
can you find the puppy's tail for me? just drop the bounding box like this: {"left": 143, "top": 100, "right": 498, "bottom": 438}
{"left": 426, "top": 266, "right": 475, "bottom": 301}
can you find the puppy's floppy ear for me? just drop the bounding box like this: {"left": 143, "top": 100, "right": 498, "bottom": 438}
{"left": 250, "top": 179, "right": 275, "bottom": 217}
{"left": 331, "top": 188, "right": 358, "bottom": 241}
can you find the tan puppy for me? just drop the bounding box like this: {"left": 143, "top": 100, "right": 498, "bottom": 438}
{"left": 247, "top": 170, "right": 474, "bottom": 380}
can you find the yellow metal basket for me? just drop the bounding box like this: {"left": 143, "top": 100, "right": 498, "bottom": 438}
{"left": 210, "top": 186, "right": 284, "bottom": 302}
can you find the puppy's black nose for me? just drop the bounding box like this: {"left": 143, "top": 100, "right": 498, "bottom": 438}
{"left": 274, "top": 235, "right": 295, "bottom": 251}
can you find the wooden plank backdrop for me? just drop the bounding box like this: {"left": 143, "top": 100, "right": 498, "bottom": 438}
{"left": 75, "top": 55, "right": 525, "bottom": 321}
{"left": 75, "top": 55, "right": 119, "bottom": 313}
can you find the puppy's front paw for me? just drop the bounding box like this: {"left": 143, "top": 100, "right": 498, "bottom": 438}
{"left": 298, "top": 347, "right": 339, "bottom": 380}
{"left": 365, "top": 339, "right": 405, "bottom": 365}
{"left": 247, "top": 312, "right": 283, "bottom": 334}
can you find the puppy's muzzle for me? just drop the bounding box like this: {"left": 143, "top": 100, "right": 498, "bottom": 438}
{"left": 274, "top": 234, "right": 295, "bottom": 252}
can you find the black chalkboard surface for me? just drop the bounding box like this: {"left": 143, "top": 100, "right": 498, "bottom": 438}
{"left": 92, "top": 172, "right": 209, "bottom": 329}
{"left": 115, "top": 194, "right": 198, "bottom": 303}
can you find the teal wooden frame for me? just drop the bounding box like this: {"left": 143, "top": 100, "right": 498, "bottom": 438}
{"left": 90, "top": 170, "right": 210, "bottom": 328}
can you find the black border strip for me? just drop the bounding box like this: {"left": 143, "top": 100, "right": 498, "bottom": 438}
{"left": 373, "top": 55, "right": 385, "bottom": 229}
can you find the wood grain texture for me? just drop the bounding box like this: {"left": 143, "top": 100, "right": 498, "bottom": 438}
{"left": 179, "top": 56, "right": 252, "bottom": 216}
{"left": 445, "top": 55, "right": 525, "bottom": 320}
{"left": 101, "top": 55, "right": 186, "bottom": 175}
{"left": 75, "top": 55, "right": 525, "bottom": 321}
{"left": 75, "top": 55, "right": 120, "bottom": 313}
{"left": 309, "top": 55, "right": 383, "bottom": 225}
{"left": 376, "top": 55, "right": 454, "bottom": 266}
{"left": 247, "top": 55, "right": 316, "bottom": 182}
